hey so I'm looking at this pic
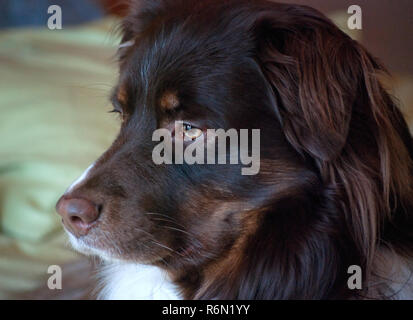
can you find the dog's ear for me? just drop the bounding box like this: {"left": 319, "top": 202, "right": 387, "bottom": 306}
{"left": 253, "top": 6, "right": 363, "bottom": 161}
{"left": 252, "top": 4, "right": 413, "bottom": 271}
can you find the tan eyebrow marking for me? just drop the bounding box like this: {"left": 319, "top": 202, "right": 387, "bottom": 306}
{"left": 117, "top": 85, "right": 128, "bottom": 106}
{"left": 160, "top": 91, "right": 180, "bottom": 110}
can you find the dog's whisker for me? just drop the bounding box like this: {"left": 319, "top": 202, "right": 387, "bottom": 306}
{"left": 149, "top": 240, "right": 174, "bottom": 252}
{"left": 149, "top": 240, "right": 184, "bottom": 257}
{"left": 149, "top": 217, "right": 189, "bottom": 231}
{"left": 135, "top": 241, "right": 172, "bottom": 267}
{"left": 161, "top": 225, "right": 192, "bottom": 237}
{"left": 144, "top": 212, "right": 180, "bottom": 222}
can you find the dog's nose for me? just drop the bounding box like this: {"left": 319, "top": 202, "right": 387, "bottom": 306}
{"left": 56, "top": 196, "right": 101, "bottom": 237}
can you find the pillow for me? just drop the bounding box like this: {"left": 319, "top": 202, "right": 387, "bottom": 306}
{"left": 0, "top": 18, "right": 120, "bottom": 297}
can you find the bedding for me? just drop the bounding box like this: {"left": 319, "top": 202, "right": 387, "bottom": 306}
{"left": 0, "top": 18, "right": 120, "bottom": 298}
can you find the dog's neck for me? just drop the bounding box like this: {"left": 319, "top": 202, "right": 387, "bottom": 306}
{"left": 97, "top": 250, "right": 413, "bottom": 300}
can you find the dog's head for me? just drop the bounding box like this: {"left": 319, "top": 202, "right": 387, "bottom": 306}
{"left": 56, "top": 0, "right": 413, "bottom": 299}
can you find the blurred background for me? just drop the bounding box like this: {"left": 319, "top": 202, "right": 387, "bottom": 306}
{"left": 0, "top": 0, "right": 412, "bottom": 299}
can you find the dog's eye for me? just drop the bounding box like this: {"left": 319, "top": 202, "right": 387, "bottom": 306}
{"left": 182, "top": 123, "right": 203, "bottom": 141}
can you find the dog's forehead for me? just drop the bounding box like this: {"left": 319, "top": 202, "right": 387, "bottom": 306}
{"left": 116, "top": 42, "right": 200, "bottom": 107}
{"left": 115, "top": 10, "right": 254, "bottom": 112}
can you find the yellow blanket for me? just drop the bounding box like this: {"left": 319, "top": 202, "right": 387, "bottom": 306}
{"left": 0, "top": 18, "right": 120, "bottom": 298}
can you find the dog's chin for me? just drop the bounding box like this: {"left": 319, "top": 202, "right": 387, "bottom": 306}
{"left": 64, "top": 229, "right": 123, "bottom": 263}
{"left": 64, "top": 229, "right": 160, "bottom": 265}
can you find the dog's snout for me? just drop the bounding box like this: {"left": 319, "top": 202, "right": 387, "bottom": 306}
{"left": 56, "top": 196, "right": 101, "bottom": 237}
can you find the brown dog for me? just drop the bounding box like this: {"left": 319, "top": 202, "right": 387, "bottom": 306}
{"left": 56, "top": 0, "right": 413, "bottom": 299}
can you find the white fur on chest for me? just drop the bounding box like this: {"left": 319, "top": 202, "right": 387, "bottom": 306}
{"left": 97, "top": 263, "right": 181, "bottom": 300}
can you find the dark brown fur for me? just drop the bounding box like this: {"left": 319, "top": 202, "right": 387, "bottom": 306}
{"left": 62, "top": 0, "right": 413, "bottom": 299}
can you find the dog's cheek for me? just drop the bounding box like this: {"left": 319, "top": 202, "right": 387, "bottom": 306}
{"left": 190, "top": 202, "right": 244, "bottom": 254}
